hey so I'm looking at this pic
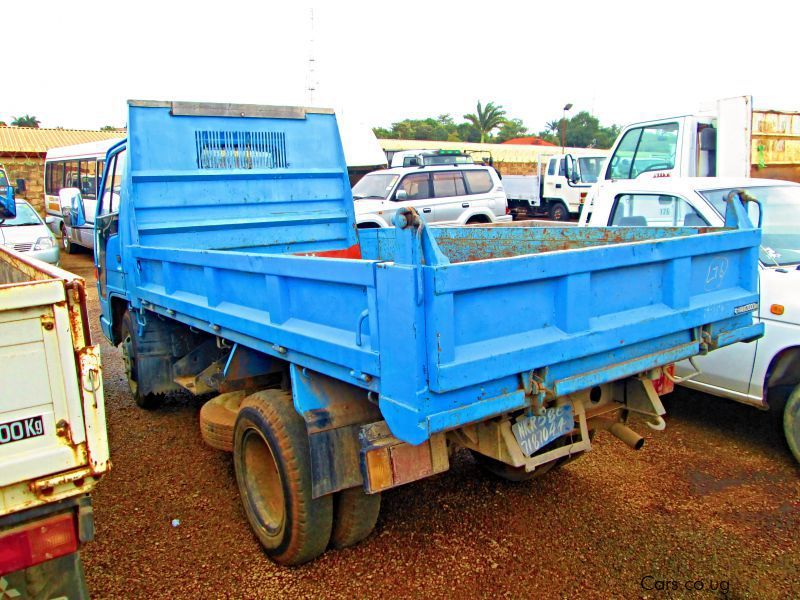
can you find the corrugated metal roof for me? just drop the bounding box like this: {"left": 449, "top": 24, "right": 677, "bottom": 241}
{"left": 0, "top": 126, "right": 125, "bottom": 154}
{"left": 378, "top": 139, "right": 608, "bottom": 163}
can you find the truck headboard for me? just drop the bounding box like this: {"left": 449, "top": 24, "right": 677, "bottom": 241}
{"left": 126, "top": 100, "right": 358, "bottom": 255}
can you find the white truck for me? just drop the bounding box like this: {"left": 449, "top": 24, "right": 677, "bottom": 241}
{"left": 583, "top": 95, "right": 800, "bottom": 193}
{"left": 1, "top": 190, "right": 109, "bottom": 598}
{"left": 579, "top": 176, "right": 800, "bottom": 462}
{"left": 504, "top": 152, "right": 608, "bottom": 221}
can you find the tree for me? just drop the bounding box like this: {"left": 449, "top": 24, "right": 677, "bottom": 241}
{"left": 495, "top": 118, "right": 528, "bottom": 143}
{"left": 11, "top": 115, "right": 40, "bottom": 128}
{"left": 100, "top": 125, "right": 122, "bottom": 131}
{"left": 463, "top": 101, "right": 506, "bottom": 143}
{"left": 537, "top": 111, "right": 620, "bottom": 149}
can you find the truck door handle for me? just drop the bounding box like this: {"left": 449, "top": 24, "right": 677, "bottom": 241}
{"left": 423, "top": 208, "right": 432, "bottom": 213}
{"left": 555, "top": 183, "right": 562, "bottom": 189}
{"left": 462, "top": 203, "right": 469, "bottom": 208}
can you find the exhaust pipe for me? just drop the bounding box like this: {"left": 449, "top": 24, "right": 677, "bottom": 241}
{"left": 593, "top": 419, "right": 645, "bottom": 450}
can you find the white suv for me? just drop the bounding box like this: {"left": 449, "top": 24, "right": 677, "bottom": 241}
{"left": 352, "top": 164, "right": 511, "bottom": 228}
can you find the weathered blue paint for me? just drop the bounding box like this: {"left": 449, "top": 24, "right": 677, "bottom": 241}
{"left": 97, "top": 101, "right": 764, "bottom": 446}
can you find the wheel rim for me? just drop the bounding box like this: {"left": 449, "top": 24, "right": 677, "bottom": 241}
{"left": 61, "top": 229, "right": 69, "bottom": 250}
{"left": 121, "top": 334, "right": 138, "bottom": 395}
{"left": 554, "top": 206, "right": 565, "bottom": 220}
{"left": 242, "top": 428, "right": 285, "bottom": 536}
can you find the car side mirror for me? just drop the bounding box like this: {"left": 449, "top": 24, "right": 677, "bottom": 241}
{"left": 396, "top": 190, "right": 408, "bottom": 201}
{"left": 15, "top": 178, "right": 26, "bottom": 194}
{"left": 0, "top": 184, "right": 16, "bottom": 219}
{"left": 60, "top": 187, "right": 86, "bottom": 227}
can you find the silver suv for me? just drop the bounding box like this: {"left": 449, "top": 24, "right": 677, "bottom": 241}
{"left": 352, "top": 164, "right": 511, "bottom": 228}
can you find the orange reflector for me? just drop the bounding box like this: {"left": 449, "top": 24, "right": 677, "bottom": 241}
{"left": 365, "top": 447, "right": 393, "bottom": 493}
{"left": 771, "top": 304, "right": 785, "bottom": 315}
{"left": 0, "top": 512, "right": 77, "bottom": 576}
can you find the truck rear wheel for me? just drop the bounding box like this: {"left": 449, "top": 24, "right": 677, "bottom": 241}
{"left": 549, "top": 201, "right": 569, "bottom": 222}
{"left": 120, "top": 311, "right": 162, "bottom": 409}
{"left": 330, "top": 487, "right": 381, "bottom": 549}
{"left": 233, "top": 389, "right": 333, "bottom": 565}
{"left": 783, "top": 384, "right": 800, "bottom": 463}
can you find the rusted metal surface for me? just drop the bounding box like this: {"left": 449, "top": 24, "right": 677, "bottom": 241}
{"left": 430, "top": 225, "right": 711, "bottom": 264}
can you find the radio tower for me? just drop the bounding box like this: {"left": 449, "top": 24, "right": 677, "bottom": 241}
{"left": 306, "top": 8, "right": 317, "bottom": 105}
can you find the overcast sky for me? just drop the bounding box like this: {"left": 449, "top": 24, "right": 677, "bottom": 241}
{"left": 3, "top": 0, "right": 797, "bottom": 133}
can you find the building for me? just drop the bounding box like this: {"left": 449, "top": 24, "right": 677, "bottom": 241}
{"left": 0, "top": 127, "right": 123, "bottom": 214}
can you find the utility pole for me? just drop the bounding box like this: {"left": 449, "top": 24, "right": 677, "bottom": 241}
{"left": 560, "top": 103, "right": 573, "bottom": 153}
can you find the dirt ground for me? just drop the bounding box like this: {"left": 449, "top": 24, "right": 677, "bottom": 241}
{"left": 61, "top": 251, "right": 799, "bottom": 600}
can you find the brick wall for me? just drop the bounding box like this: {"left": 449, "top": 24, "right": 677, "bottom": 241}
{"left": 1, "top": 154, "right": 45, "bottom": 214}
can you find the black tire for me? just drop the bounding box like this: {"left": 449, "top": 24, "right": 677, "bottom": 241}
{"left": 120, "top": 311, "right": 162, "bottom": 409}
{"left": 330, "top": 487, "right": 381, "bottom": 549}
{"left": 783, "top": 384, "right": 800, "bottom": 463}
{"left": 61, "top": 225, "right": 77, "bottom": 254}
{"left": 549, "top": 201, "right": 569, "bottom": 222}
{"left": 234, "top": 390, "right": 333, "bottom": 565}
{"left": 199, "top": 391, "right": 247, "bottom": 452}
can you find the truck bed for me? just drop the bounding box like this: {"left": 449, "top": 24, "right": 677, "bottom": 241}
{"left": 0, "top": 248, "right": 109, "bottom": 517}
{"left": 110, "top": 101, "right": 762, "bottom": 445}
{"left": 128, "top": 219, "right": 761, "bottom": 444}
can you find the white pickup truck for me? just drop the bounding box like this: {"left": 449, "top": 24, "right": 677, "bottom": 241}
{"left": 580, "top": 177, "right": 800, "bottom": 461}
{"left": 0, "top": 191, "right": 109, "bottom": 598}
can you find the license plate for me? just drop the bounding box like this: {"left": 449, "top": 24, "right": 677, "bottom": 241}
{"left": 512, "top": 405, "right": 574, "bottom": 457}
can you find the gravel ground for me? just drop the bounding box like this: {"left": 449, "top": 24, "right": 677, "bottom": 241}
{"left": 61, "top": 252, "right": 800, "bottom": 599}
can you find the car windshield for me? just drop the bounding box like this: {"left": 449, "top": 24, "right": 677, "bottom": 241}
{"left": 578, "top": 157, "right": 605, "bottom": 183}
{"left": 700, "top": 185, "right": 800, "bottom": 266}
{"left": 352, "top": 173, "right": 399, "bottom": 200}
{"left": 0, "top": 203, "right": 41, "bottom": 226}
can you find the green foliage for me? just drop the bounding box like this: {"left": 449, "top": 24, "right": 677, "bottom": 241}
{"left": 11, "top": 115, "right": 40, "bottom": 128}
{"left": 372, "top": 105, "right": 620, "bottom": 148}
{"left": 495, "top": 118, "right": 528, "bottom": 143}
{"left": 536, "top": 111, "right": 620, "bottom": 149}
{"left": 100, "top": 125, "right": 121, "bottom": 131}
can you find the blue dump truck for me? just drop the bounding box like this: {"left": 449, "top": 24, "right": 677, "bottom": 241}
{"left": 74, "top": 100, "right": 762, "bottom": 565}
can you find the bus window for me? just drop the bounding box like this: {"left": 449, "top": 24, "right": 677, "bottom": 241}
{"left": 64, "top": 160, "right": 80, "bottom": 189}
{"left": 78, "top": 159, "right": 97, "bottom": 198}
{"left": 46, "top": 162, "right": 65, "bottom": 195}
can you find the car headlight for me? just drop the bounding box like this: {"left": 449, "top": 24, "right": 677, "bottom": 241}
{"left": 34, "top": 236, "right": 56, "bottom": 250}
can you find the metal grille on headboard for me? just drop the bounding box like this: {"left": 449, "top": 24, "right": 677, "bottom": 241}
{"left": 195, "top": 130, "right": 287, "bottom": 169}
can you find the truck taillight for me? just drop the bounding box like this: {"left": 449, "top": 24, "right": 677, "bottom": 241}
{"left": 505, "top": 205, "right": 511, "bottom": 215}
{"left": 0, "top": 513, "right": 78, "bottom": 576}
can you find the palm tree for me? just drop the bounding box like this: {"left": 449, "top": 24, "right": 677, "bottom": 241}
{"left": 11, "top": 115, "right": 40, "bottom": 128}
{"left": 545, "top": 120, "right": 560, "bottom": 135}
{"left": 463, "top": 101, "right": 506, "bottom": 143}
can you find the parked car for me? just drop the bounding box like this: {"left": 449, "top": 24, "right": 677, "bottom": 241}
{"left": 580, "top": 177, "right": 800, "bottom": 461}
{"left": 0, "top": 199, "right": 60, "bottom": 265}
{"left": 352, "top": 164, "right": 511, "bottom": 228}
